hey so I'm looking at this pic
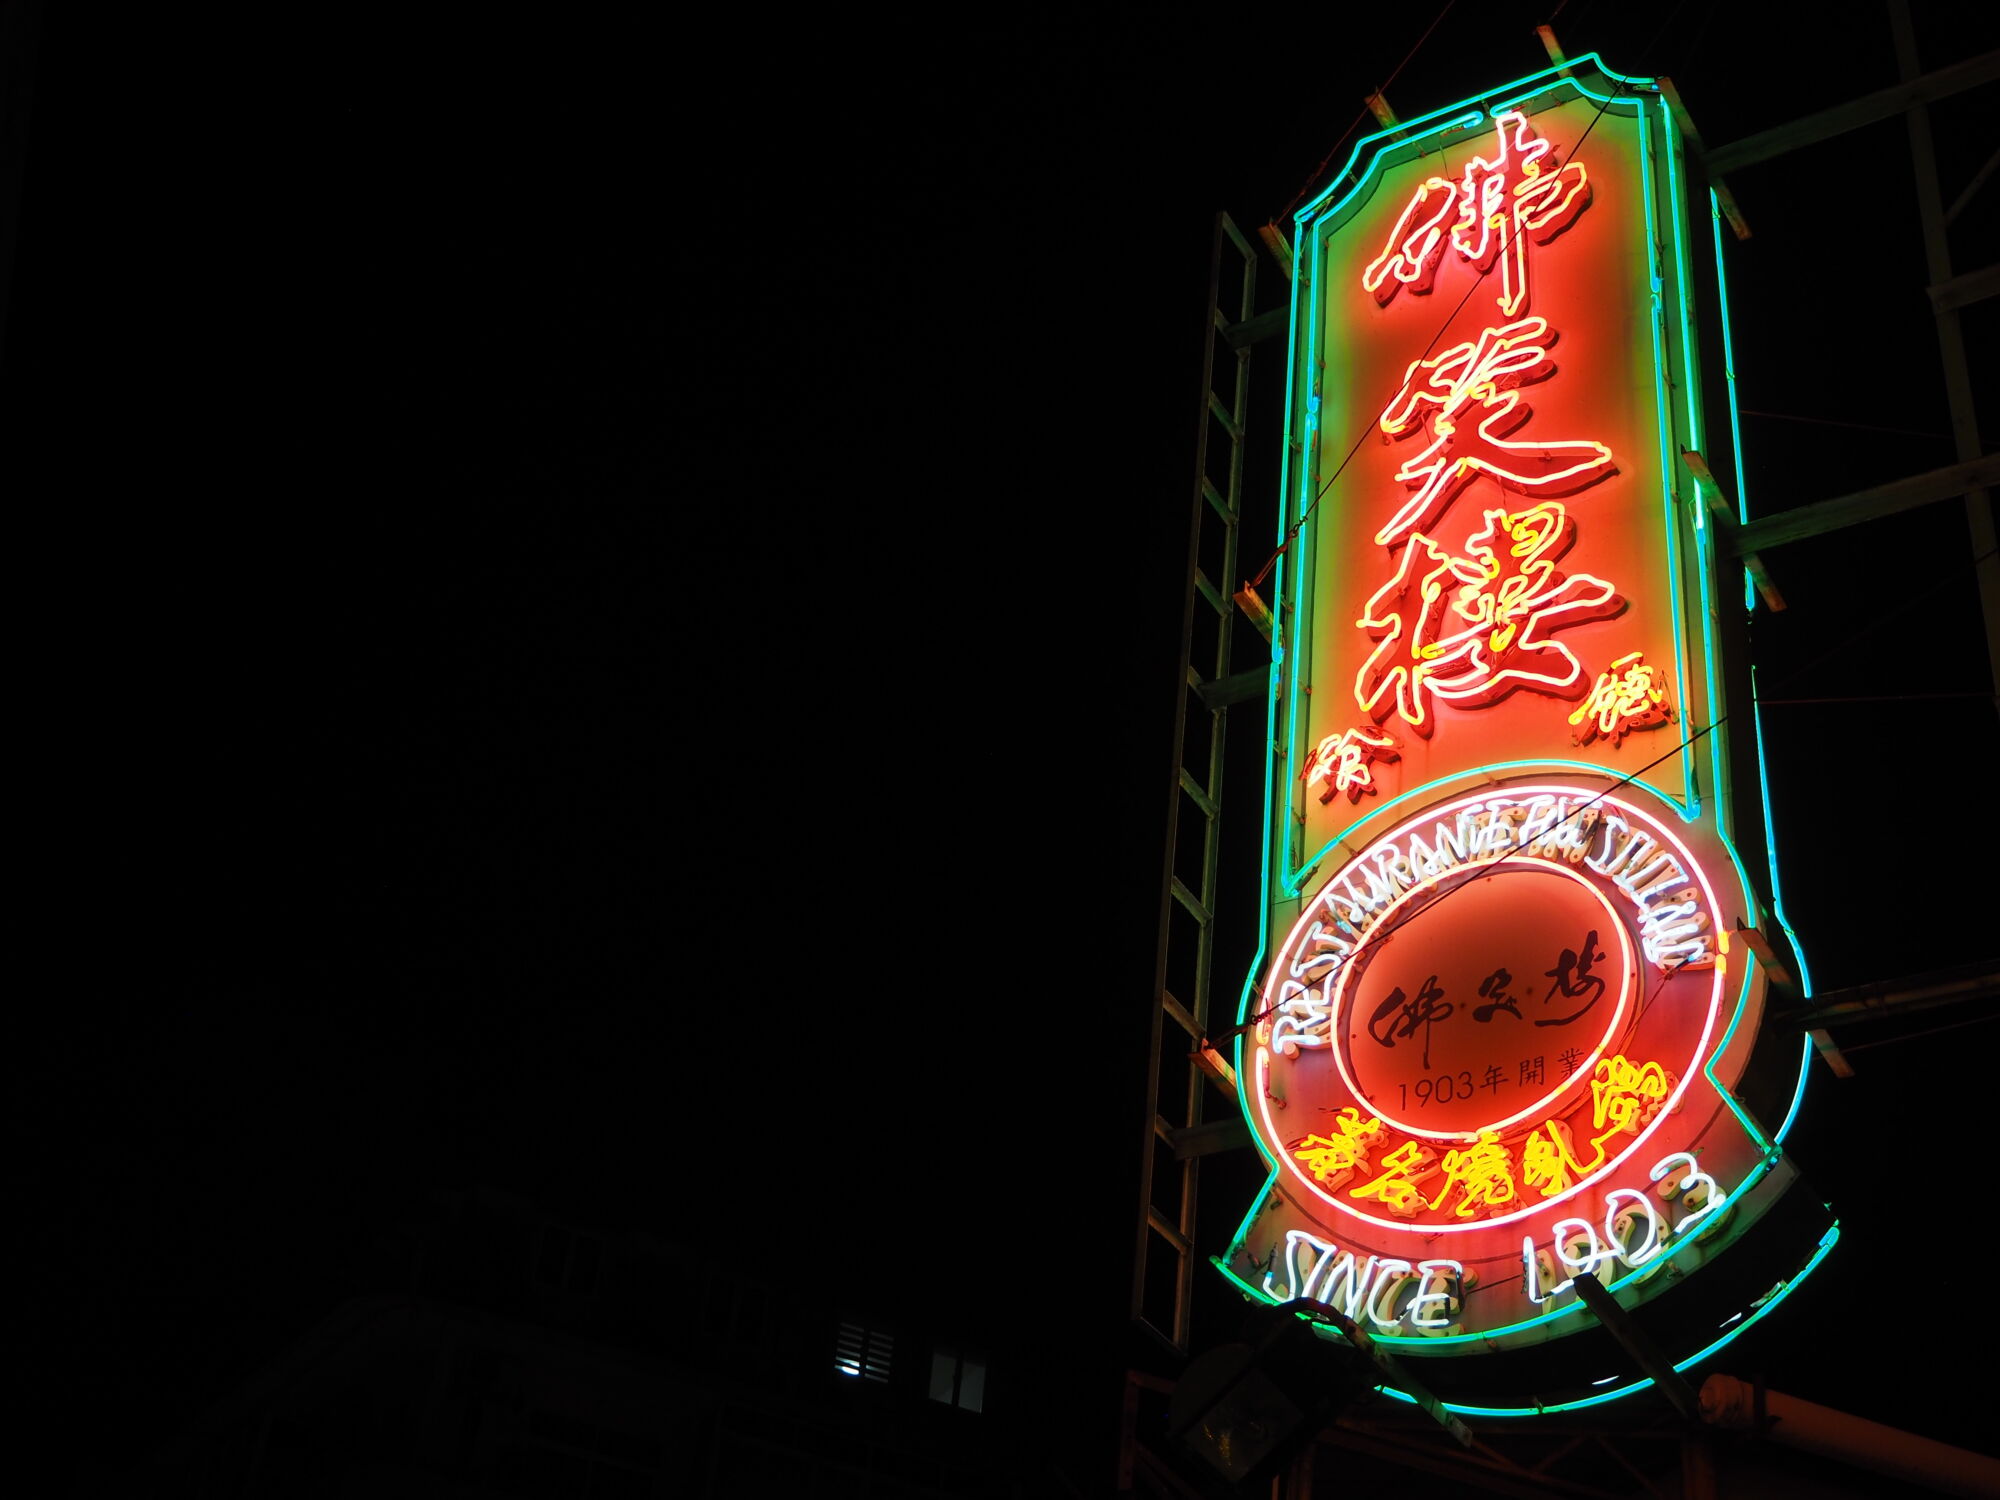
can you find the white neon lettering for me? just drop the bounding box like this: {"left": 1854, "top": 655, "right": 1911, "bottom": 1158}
{"left": 1269, "top": 978, "right": 1334, "bottom": 1056}
{"left": 1553, "top": 1218, "right": 1609, "bottom": 1292}
{"left": 1603, "top": 1188, "right": 1663, "bottom": 1267}
{"left": 1289, "top": 920, "right": 1351, "bottom": 979}
{"left": 1408, "top": 1259, "right": 1465, "bottom": 1329}
{"left": 1653, "top": 1152, "right": 1723, "bottom": 1236}
{"left": 1517, "top": 794, "right": 1561, "bottom": 847}
{"left": 1319, "top": 1252, "right": 1383, "bottom": 1321}
{"left": 1524, "top": 1238, "right": 1560, "bottom": 1304}
{"left": 1264, "top": 1229, "right": 1339, "bottom": 1303}
{"left": 1368, "top": 1260, "right": 1417, "bottom": 1329}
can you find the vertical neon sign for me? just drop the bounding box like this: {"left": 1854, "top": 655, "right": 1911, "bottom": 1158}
{"left": 1221, "top": 56, "right": 1825, "bottom": 1416}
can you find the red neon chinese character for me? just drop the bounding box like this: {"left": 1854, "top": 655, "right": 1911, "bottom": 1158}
{"left": 1354, "top": 502, "right": 1624, "bottom": 736}
{"left": 1303, "top": 725, "right": 1400, "bottom": 803}
{"left": 1363, "top": 109, "right": 1591, "bottom": 318}
{"left": 1375, "top": 316, "right": 1615, "bottom": 547}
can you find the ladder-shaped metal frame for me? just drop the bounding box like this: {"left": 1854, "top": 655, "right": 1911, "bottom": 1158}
{"left": 1131, "top": 213, "right": 1260, "bottom": 1353}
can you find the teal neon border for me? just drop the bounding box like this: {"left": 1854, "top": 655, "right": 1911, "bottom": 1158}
{"left": 1710, "top": 191, "right": 1759, "bottom": 615}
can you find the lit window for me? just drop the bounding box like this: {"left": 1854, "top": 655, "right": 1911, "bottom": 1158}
{"left": 834, "top": 1320, "right": 892, "bottom": 1383}
{"left": 928, "top": 1348, "right": 985, "bottom": 1413}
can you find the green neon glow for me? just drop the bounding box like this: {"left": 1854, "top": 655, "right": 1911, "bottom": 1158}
{"left": 1749, "top": 664, "right": 1816, "bottom": 999}
{"left": 1702, "top": 965, "right": 1780, "bottom": 1156}
{"left": 1660, "top": 97, "right": 1739, "bottom": 842}
{"left": 1282, "top": 214, "right": 1325, "bottom": 865}
{"left": 1710, "top": 193, "right": 1757, "bottom": 615}
{"left": 1635, "top": 93, "right": 1703, "bottom": 819}
{"left": 1294, "top": 54, "right": 1657, "bottom": 226}
{"left": 1239, "top": 224, "right": 1306, "bottom": 1136}
{"left": 1297, "top": 107, "right": 1494, "bottom": 227}
{"left": 1661, "top": 100, "right": 1704, "bottom": 459}
{"left": 1369, "top": 1222, "right": 1839, "bottom": 1417}
{"left": 1776, "top": 1033, "right": 1813, "bottom": 1143}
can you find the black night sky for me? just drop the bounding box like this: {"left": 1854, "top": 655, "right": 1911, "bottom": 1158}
{"left": 10, "top": 3, "right": 1998, "bottom": 1492}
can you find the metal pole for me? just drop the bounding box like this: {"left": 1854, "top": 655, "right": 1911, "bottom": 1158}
{"left": 1703, "top": 1373, "right": 2000, "bottom": 1498}
{"left": 1889, "top": 0, "right": 2000, "bottom": 714}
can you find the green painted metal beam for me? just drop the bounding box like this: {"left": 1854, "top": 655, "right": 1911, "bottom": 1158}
{"left": 1703, "top": 50, "right": 2000, "bottom": 177}
{"left": 1728, "top": 453, "right": 2000, "bottom": 555}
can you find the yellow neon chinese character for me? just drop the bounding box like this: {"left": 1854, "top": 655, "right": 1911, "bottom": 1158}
{"left": 1349, "top": 1139, "right": 1438, "bottom": 1218}
{"left": 1292, "top": 1108, "right": 1385, "bottom": 1188}
{"left": 1429, "top": 1130, "right": 1518, "bottom": 1218}
{"left": 1569, "top": 651, "right": 1672, "bottom": 747}
{"left": 1590, "top": 1054, "right": 1670, "bottom": 1139}
{"left": 1522, "top": 1117, "right": 1592, "bottom": 1198}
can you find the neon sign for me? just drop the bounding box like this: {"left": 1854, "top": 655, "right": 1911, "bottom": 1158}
{"left": 1219, "top": 56, "right": 1822, "bottom": 1413}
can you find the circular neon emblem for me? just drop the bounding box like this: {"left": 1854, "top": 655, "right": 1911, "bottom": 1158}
{"left": 1250, "top": 783, "right": 1731, "bottom": 1235}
